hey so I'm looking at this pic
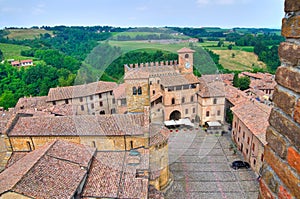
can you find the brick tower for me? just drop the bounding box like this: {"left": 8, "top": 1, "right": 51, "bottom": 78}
{"left": 258, "top": 0, "right": 300, "bottom": 198}
{"left": 177, "top": 47, "right": 195, "bottom": 74}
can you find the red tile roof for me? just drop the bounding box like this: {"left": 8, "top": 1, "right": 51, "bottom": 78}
{"left": 177, "top": 47, "right": 195, "bottom": 53}
{"left": 160, "top": 73, "right": 200, "bottom": 87}
{"left": 82, "top": 148, "right": 149, "bottom": 198}
{"left": 47, "top": 81, "right": 117, "bottom": 102}
{"left": 0, "top": 140, "right": 96, "bottom": 198}
{"left": 231, "top": 101, "right": 272, "bottom": 145}
{"left": 9, "top": 114, "right": 145, "bottom": 137}
{"left": 198, "top": 78, "right": 225, "bottom": 98}
{"left": 225, "top": 84, "right": 249, "bottom": 106}
{"left": 113, "top": 83, "right": 126, "bottom": 99}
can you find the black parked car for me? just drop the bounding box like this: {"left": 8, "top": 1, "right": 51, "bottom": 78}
{"left": 231, "top": 160, "right": 250, "bottom": 170}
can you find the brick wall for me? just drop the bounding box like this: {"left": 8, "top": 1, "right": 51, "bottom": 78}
{"left": 259, "top": 0, "right": 300, "bottom": 198}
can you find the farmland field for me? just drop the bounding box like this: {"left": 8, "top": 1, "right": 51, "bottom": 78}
{"left": 0, "top": 43, "right": 32, "bottom": 60}
{"left": 6, "top": 29, "right": 53, "bottom": 40}
{"left": 212, "top": 50, "right": 266, "bottom": 71}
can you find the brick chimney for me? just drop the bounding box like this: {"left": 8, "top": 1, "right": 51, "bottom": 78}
{"left": 258, "top": 0, "right": 300, "bottom": 198}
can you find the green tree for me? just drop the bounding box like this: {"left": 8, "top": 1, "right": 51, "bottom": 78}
{"left": 0, "top": 49, "right": 3, "bottom": 61}
{"left": 239, "top": 77, "right": 250, "bottom": 91}
{"left": 0, "top": 90, "right": 17, "bottom": 109}
{"left": 233, "top": 73, "right": 239, "bottom": 87}
{"left": 228, "top": 44, "right": 233, "bottom": 50}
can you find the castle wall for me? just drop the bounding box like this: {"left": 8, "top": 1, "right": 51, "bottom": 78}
{"left": 126, "top": 79, "right": 150, "bottom": 113}
{"left": 259, "top": 1, "right": 300, "bottom": 198}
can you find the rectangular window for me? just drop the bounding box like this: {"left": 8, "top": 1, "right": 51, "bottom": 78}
{"left": 90, "top": 96, "right": 93, "bottom": 100}
{"left": 243, "top": 131, "right": 245, "bottom": 139}
{"left": 213, "top": 98, "right": 217, "bottom": 104}
{"left": 190, "top": 96, "right": 194, "bottom": 102}
{"left": 206, "top": 111, "right": 210, "bottom": 117}
{"left": 112, "top": 98, "right": 115, "bottom": 104}
{"left": 247, "top": 137, "right": 250, "bottom": 144}
{"left": 239, "top": 127, "right": 241, "bottom": 133}
{"left": 217, "top": 110, "right": 221, "bottom": 116}
{"left": 100, "top": 101, "right": 103, "bottom": 107}
{"left": 81, "top": 105, "right": 84, "bottom": 111}
{"left": 91, "top": 103, "right": 94, "bottom": 109}
{"left": 65, "top": 99, "right": 69, "bottom": 104}
{"left": 80, "top": 97, "right": 83, "bottom": 102}
{"left": 193, "top": 108, "right": 196, "bottom": 114}
{"left": 110, "top": 91, "right": 113, "bottom": 95}
{"left": 52, "top": 101, "right": 56, "bottom": 105}
{"left": 261, "top": 154, "right": 264, "bottom": 162}
{"left": 185, "top": 109, "right": 188, "bottom": 114}
{"left": 252, "top": 143, "right": 255, "bottom": 152}
{"left": 99, "top": 94, "right": 102, "bottom": 99}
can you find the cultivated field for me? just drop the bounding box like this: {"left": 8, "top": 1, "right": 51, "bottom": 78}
{"left": 213, "top": 50, "right": 266, "bottom": 71}
{"left": 6, "top": 29, "right": 53, "bottom": 40}
{"left": 0, "top": 43, "right": 32, "bottom": 60}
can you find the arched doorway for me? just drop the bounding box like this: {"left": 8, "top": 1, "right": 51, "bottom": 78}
{"left": 169, "top": 110, "right": 181, "bottom": 120}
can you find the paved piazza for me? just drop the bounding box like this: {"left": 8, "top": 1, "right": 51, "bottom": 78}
{"left": 164, "top": 128, "right": 259, "bottom": 199}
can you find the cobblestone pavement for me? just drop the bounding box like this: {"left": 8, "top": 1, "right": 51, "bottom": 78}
{"left": 164, "top": 128, "right": 259, "bottom": 199}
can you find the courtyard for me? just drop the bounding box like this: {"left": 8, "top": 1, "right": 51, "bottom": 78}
{"left": 164, "top": 128, "right": 259, "bottom": 199}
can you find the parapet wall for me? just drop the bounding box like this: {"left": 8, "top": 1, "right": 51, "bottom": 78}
{"left": 259, "top": 0, "right": 300, "bottom": 198}
{"left": 124, "top": 60, "right": 178, "bottom": 71}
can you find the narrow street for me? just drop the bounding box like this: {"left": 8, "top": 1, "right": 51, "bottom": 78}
{"left": 165, "top": 128, "right": 259, "bottom": 199}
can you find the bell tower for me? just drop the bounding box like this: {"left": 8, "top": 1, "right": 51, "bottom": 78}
{"left": 177, "top": 47, "right": 195, "bottom": 74}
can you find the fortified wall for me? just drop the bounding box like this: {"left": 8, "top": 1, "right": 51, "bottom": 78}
{"left": 259, "top": 0, "right": 300, "bottom": 198}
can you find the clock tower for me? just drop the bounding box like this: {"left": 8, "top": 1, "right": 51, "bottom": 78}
{"left": 177, "top": 47, "right": 195, "bottom": 74}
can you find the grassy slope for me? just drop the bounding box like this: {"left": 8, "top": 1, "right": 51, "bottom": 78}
{"left": 6, "top": 29, "right": 53, "bottom": 40}
{"left": 0, "top": 43, "right": 32, "bottom": 60}
{"left": 212, "top": 50, "right": 266, "bottom": 71}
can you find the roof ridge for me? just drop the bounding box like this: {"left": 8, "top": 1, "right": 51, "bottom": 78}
{"left": 0, "top": 140, "right": 57, "bottom": 194}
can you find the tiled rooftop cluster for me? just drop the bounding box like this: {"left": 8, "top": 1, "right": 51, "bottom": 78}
{"left": 198, "top": 77, "right": 226, "bottom": 98}
{"left": 0, "top": 140, "right": 96, "bottom": 198}
{"left": 9, "top": 113, "right": 145, "bottom": 136}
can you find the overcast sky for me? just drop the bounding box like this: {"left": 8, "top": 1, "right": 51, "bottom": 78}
{"left": 0, "top": 0, "right": 285, "bottom": 29}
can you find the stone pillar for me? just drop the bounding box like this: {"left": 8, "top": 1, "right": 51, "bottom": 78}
{"left": 259, "top": 1, "right": 300, "bottom": 198}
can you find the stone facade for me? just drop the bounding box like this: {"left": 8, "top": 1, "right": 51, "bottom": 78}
{"left": 259, "top": 1, "right": 300, "bottom": 198}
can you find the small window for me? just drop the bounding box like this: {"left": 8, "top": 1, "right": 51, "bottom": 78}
{"left": 111, "top": 108, "right": 116, "bottom": 114}
{"left": 90, "top": 96, "right": 93, "bottom": 100}
{"left": 99, "top": 101, "right": 103, "bottom": 107}
{"left": 121, "top": 99, "right": 126, "bottom": 106}
{"left": 91, "top": 103, "right": 94, "bottom": 109}
{"left": 217, "top": 110, "right": 221, "bottom": 116}
{"left": 234, "top": 122, "right": 237, "bottom": 128}
{"left": 261, "top": 154, "right": 264, "bottom": 162}
{"left": 65, "top": 99, "right": 69, "bottom": 104}
{"left": 150, "top": 81, "right": 152, "bottom": 85}
{"left": 206, "top": 111, "right": 210, "bottom": 117}
{"left": 80, "top": 97, "right": 83, "bottom": 102}
{"left": 213, "top": 98, "right": 217, "bottom": 104}
{"left": 133, "top": 87, "right": 137, "bottom": 95}
{"left": 193, "top": 108, "right": 196, "bottom": 113}
{"left": 130, "top": 141, "right": 133, "bottom": 149}
{"left": 185, "top": 54, "right": 189, "bottom": 59}
{"left": 252, "top": 143, "right": 255, "bottom": 152}
{"left": 171, "top": 98, "right": 175, "bottom": 105}
{"left": 52, "top": 101, "right": 56, "bottom": 105}
{"left": 247, "top": 137, "right": 250, "bottom": 144}
{"left": 100, "top": 110, "right": 105, "bottom": 115}
{"left": 99, "top": 94, "right": 102, "bottom": 99}
{"left": 81, "top": 105, "right": 84, "bottom": 111}
{"left": 239, "top": 127, "right": 241, "bottom": 133}
{"left": 246, "top": 149, "right": 249, "bottom": 154}
{"left": 138, "top": 87, "right": 142, "bottom": 95}
{"left": 191, "top": 96, "right": 194, "bottom": 102}
{"left": 182, "top": 97, "right": 185, "bottom": 103}
{"left": 238, "top": 137, "right": 240, "bottom": 142}
{"left": 157, "top": 80, "right": 160, "bottom": 84}
{"left": 243, "top": 131, "right": 245, "bottom": 138}
{"left": 27, "top": 141, "right": 32, "bottom": 151}
{"left": 110, "top": 91, "right": 113, "bottom": 95}
{"left": 185, "top": 109, "right": 188, "bottom": 114}
{"left": 253, "top": 159, "right": 256, "bottom": 166}
{"left": 153, "top": 90, "right": 155, "bottom": 95}
{"left": 92, "top": 141, "right": 96, "bottom": 148}
{"left": 112, "top": 98, "right": 115, "bottom": 104}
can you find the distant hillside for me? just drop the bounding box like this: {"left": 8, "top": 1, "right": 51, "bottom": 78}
{"left": 5, "top": 28, "right": 53, "bottom": 40}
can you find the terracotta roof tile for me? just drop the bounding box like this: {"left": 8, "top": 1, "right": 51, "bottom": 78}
{"left": 82, "top": 149, "right": 149, "bottom": 198}
{"left": 177, "top": 47, "right": 195, "bottom": 53}
{"left": 160, "top": 73, "right": 199, "bottom": 87}
{"left": 113, "top": 83, "right": 126, "bottom": 99}
{"left": 231, "top": 101, "right": 272, "bottom": 145}
{"left": 6, "top": 152, "right": 29, "bottom": 168}
{"left": 0, "top": 140, "right": 96, "bottom": 198}
{"left": 198, "top": 78, "right": 225, "bottom": 98}
{"left": 225, "top": 85, "right": 249, "bottom": 106}
{"left": 47, "top": 81, "right": 117, "bottom": 102}
{"left": 9, "top": 114, "right": 145, "bottom": 137}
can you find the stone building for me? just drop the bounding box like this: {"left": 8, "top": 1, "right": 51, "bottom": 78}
{"left": 47, "top": 81, "right": 118, "bottom": 115}
{"left": 124, "top": 47, "right": 225, "bottom": 125}
{"left": 259, "top": 1, "right": 300, "bottom": 198}
{"left": 231, "top": 101, "right": 272, "bottom": 174}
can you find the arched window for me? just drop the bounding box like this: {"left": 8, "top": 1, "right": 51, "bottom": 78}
{"left": 138, "top": 87, "right": 142, "bottom": 95}
{"left": 133, "top": 87, "right": 137, "bottom": 95}
{"left": 171, "top": 98, "right": 175, "bottom": 105}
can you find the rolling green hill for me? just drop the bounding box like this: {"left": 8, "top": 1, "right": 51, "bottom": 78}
{"left": 6, "top": 29, "right": 53, "bottom": 40}
{"left": 0, "top": 43, "right": 32, "bottom": 60}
